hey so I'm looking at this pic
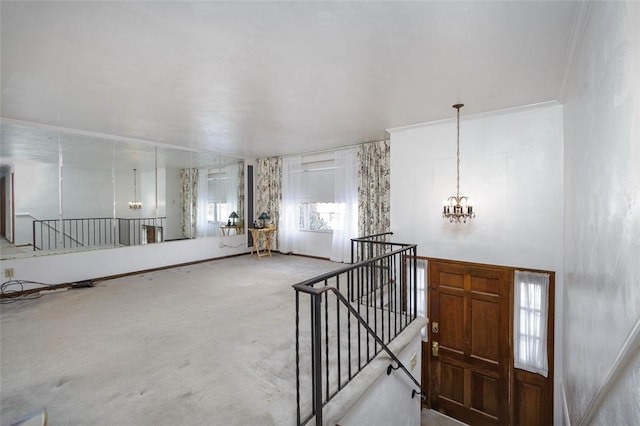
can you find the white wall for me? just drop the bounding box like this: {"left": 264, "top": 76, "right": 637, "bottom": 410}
{"left": 0, "top": 234, "right": 249, "bottom": 285}
{"left": 389, "top": 103, "right": 565, "bottom": 424}
{"left": 13, "top": 160, "right": 60, "bottom": 245}
{"left": 286, "top": 230, "right": 333, "bottom": 259}
{"left": 389, "top": 103, "right": 564, "bottom": 270}
{"left": 62, "top": 165, "right": 113, "bottom": 218}
{"left": 562, "top": 2, "right": 640, "bottom": 425}
{"left": 336, "top": 330, "right": 422, "bottom": 426}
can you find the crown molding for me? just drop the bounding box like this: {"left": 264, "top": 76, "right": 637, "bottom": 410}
{"left": 0, "top": 116, "right": 240, "bottom": 158}
{"left": 386, "top": 101, "right": 561, "bottom": 134}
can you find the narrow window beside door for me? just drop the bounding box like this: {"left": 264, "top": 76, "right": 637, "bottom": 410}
{"left": 407, "top": 258, "right": 427, "bottom": 339}
{"left": 513, "top": 270, "right": 549, "bottom": 377}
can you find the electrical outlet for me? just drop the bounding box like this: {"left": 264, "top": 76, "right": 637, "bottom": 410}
{"left": 410, "top": 353, "right": 417, "bottom": 370}
{"left": 4, "top": 268, "right": 14, "bottom": 278}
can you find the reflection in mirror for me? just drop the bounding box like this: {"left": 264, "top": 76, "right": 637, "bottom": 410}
{"left": 182, "top": 151, "right": 245, "bottom": 238}
{"left": 115, "top": 142, "right": 158, "bottom": 245}
{"left": 0, "top": 120, "right": 245, "bottom": 260}
{"left": 157, "top": 147, "right": 193, "bottom": 241}
{"left": 61, "top": 134, "right": 116, "bottom": 250}
{"left": 1, "top": 124, "right": 60, "bottom": 255}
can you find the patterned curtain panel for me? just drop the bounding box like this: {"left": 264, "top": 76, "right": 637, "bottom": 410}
{"left": 256, "top": 157, "right": 282, "bottom": 249}
{"left": 237, "top": 161, "right": 245, "bottom": 232}
{"left": 179, "top": 168, "right": 198, "bottom": 239}
{"left": 357, "top": 140, "right": 391, "bottom": 237}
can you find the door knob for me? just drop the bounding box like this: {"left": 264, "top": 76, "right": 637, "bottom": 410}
{"left": 432, "top": 341, "right": 439, "bottom": 357}
{"left": 432, "top": 321, "right": 439, "bottom": 334}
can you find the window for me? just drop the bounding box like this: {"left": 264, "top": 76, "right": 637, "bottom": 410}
{"left": 299, "top": 202, "right": 339, "bottom": 231}
{"left": 205, "top": 166, "right": 238, "bottom": 225}
{"left": 514, "top": 270, "right": 549, "bottom": 377}
{"left": 406, "top": 258, "right": 428, "bottom": 340}
{"left": 207, "top": 202, "right": 232, "bottom": 223}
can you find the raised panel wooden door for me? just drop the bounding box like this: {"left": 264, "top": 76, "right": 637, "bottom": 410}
{"left": 429, "top": 261, "right": 511, "bottom": 425}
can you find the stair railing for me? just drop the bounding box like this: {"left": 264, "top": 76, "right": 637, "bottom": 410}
{"left": 32, "top": 218, "right": 112, "bottom": 251}
{"left": 293, "top": 241, "right": 423, "bottom": 426}
{"left": 32, "top": 217, "right": 166, "bottom": 251}
{"left": 350, "top": 231, "right": 394, "bottom": 264}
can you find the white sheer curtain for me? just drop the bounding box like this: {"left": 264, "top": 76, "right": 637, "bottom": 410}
{"left": 196, "top": 169, "right": 209, "bottom": 238}
{"left": 209, "top": 164, "right": 238, "bottom": 221}
{"left": 406, "top": 258, "right": 428, "bottom": 341}
{"left": 514, "top": 270, "right": 550, "bottom": 377}
{"left": 331, "top": 147, "right": 358, "bottom": 262}
{"left": 227, "top": 166, "right": 238, "bottom": 218}
{"left": 279, "top": 156, "right": 302, "bottom": 254}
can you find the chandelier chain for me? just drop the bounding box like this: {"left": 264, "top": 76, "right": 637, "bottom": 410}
{"left": 443, "top": 103, "right": 474, "bottom": 223}
{"left": 456, "top": 106, "right": 460, "bottom": 199}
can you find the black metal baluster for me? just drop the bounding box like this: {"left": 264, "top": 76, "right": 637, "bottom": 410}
{"left": 393, "top": 256, "right": 400, "bottom": 337}
{"left": 387, "top": 253, "right": 392, "bottom": 344}
{"left": 366, "top": 261, "right": 370, "bottom": 361}
{"left": 310, "top": 293, "right": 316, "bottom": 418}
{"left": 357, "top": 264, "right": 362, "bottom": 371}
{"left": 347, "top": 269, "right": 352, "bottom": 380}
{"left": 324, "top": 287, "right": 329, "bottom": 402}
{"left": 380, "top": 256, "right": 385, "bottom": 345}
{"left": 402, "top": 254, "right": 407, "bottom": 330}
{"left": 312, "top": 293, "right": 322, "bottom": 425}
{"left": 295, "top": 290, "right": 301, "bottom": 426}
{"left": 372, "top": 259, "right": 376, "bottom": 356}
{"left": 411, "top": 246, "right": 418, "bottom": 320}
{"left": 396, "top": 253, "right": 400, "bottom": 336}
{"left": 336, "top": 274, "right": 341, "bottom": 391}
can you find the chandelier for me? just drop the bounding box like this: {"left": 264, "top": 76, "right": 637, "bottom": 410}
{"left": 128, "top": 168, "right": 142, "bottom": 210}
{"left": 443, "top": 104, "right": 475, "bottom": 223}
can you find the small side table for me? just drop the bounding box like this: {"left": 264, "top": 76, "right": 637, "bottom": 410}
{"left": 220, "top": 225, "right": 243, "bottom": 236}
{"left": 248, "top": 227, "right": 276, "bottom": 259}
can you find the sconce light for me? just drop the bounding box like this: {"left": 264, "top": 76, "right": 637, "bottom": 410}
{"left": 443, "top": 104, "right": 475, "bottom": 223}
{"left": 229, "top": 211, "right": 239, "bottom": 225}
{"left": 128, "top": 168, "right": 142, "bottom": 210}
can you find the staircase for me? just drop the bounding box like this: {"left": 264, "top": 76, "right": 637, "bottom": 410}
{"left": 293, "top": 233, "right": 425, "bottom": 425}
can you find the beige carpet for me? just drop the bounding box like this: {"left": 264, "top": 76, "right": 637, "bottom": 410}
{"left": 1, "top": 254, "right": 341, "bottom": 426}
{"left": 0, "top": 237, "right": 32, "bottom": 258}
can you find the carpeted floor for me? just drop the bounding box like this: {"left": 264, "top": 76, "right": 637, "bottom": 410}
{"left": 0, "top": 237, "right": 33, "bottom": 258}
{"left": 1, "top": 254, "right": 341, "bottom": 426}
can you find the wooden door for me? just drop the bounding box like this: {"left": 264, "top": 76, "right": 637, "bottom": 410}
{"left": 428, "top": 260, "right": 511, "bottom": 425}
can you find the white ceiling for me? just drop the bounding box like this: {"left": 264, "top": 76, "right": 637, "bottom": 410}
{"left": 1, "top": 1, "right": 579, "bottom": 159}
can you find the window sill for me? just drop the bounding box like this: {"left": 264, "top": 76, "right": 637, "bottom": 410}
{"left": 298, "top": 229, "right": 333, "bottom": 234}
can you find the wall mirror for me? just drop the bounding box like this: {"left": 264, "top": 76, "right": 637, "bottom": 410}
{"left": 0, "top": 121, "right": 245, "bottom": 260}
